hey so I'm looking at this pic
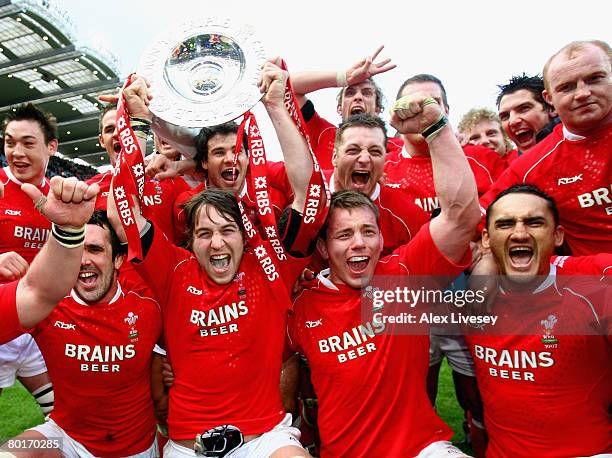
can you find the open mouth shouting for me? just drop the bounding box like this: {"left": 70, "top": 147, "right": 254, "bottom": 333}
{"left": 347, "top": 255, "right": 370, "bottom": 274}
{"left": 210, "top": 254, "right": 231, "bottom": 274}
{"left": 78, "top": 270, "right": 99, "bottom": 288}
{"left": 350, "top": 105, "right": 365, "bottom": 115}
{"left": 220, "top": 167, "right": 240, "bottom": 186}
{"left": 507, "top": 246, "right": 534, "bottom": 271}
{"left": 350, "top": 170, "right": 371, "bottom": 191}
{"left": 512, "top": 128, "right": 534, "bottom": 148}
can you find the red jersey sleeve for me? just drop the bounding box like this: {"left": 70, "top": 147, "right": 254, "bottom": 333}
{"left": 0, "top": 281, "right": 25, "bottom": 344}
{"left": 552, "top": 253, "right": 612, "bottom": 277}
{"left": 385, "top": 222, "right": 471, "bottom": 277}
{"left": 303, "top": 102, "right": 337, "bottom": 171}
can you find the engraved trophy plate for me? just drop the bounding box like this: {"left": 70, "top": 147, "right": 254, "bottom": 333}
{"left": 137, "top": 17, "right": 267, "bottom": 156}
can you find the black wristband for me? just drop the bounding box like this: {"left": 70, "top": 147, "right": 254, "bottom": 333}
{"left": 421, "top": 116, "right": 448, "bottom": 141}
{"left": 130, "top": 117, "right": 152, "bottom": 126}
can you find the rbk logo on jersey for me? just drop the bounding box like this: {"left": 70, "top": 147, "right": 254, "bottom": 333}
{"left": 54, "top": 320, "right": 76, "bottom": 330}
{"left": 187, "top": 285, "right": 203, "bottom": 295}
{"left": 306, "top": 319, "right": 323, "bottom": 328}
{"left": 4, "top": 209, "right": 21, "bottom": 216}
{"left": 557, "top": 174, "right": 583, "bottom": 185}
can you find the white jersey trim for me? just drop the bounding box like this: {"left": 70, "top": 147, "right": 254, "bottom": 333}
{"left": 3, "top": 165, "right": 47, "bottom": 188}
{"left": 522, "top": 138, "right": 565, "bottom": 183}
{"left": 70, "top": 281, "right": 123, "bottom": 306}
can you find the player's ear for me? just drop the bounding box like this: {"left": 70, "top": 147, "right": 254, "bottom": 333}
{"left": 553, "top": 225, "right": 564, "bottom": 248}
{"left": 316, "top": 238, "right": 329, "bottom": 260}
{"left": 114, "top": 253, "right": 125, "bottom": 271}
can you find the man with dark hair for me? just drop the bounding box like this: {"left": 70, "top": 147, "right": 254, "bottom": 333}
{"left": 466, "top": 183, "right": 611, "bottom": 456}
{"left": 482, "top": 39, "right": 612, "bottom": 256}
{"left": 290, "top": 46, "right": 401, "bottom": 169}
{"left": 107, "top": 61, "right": 321, "bottom": 457}
{"left": 172, "top": 120, "right": 291, "bottom": 241}
{"left": 496, "top": 74, "right": 558, "bottom": 162}
{"left": 383, "top": 74, "right": 498, "bottom": 455}
{"left": 0, "top": 102, "right": 60, "bottom": 419}
{"left": 88, "top": 103, "right": 189, "bottom": 244}
{"left": 2, "top": 210, "right": 163, "bottom": 457}
{"left": 287, "top": 89, "right": 480, "bottom": 456}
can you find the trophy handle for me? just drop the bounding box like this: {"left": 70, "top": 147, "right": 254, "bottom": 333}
{"left": 151, "top": 115, "right": 199, "bottom": 159}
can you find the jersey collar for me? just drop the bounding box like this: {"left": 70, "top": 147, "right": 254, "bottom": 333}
{"left": 317, "top": 268, "right": 340, "bottom": 291}
{"left": 3, "top": 166, "right": 46, "bottom": 188}
{"left": 499, "top": 264, "right": 558, "bottom": 295}
{"left": 71, "top": 281, "right": 123, "bottom": 306}
{"left": 562, "top": 126, "right": 586, "bottom": 142}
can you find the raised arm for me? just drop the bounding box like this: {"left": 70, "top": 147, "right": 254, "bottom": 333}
{"left": 16, "top": 177, "right": 99, "bottom": 328}
{"left": 390, "top": 94, "right": 480, "bottom": 262}
{"left": 290, "top": 45, "right": 395, "bottom": 107}
{"left": 104, "top": 76, "right": 154, "bottom": 241}
{"left": 260, "top": 58, "right": 314, "bottom": 212}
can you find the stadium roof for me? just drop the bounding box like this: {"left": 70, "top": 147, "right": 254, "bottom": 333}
{"left": 0, "top": 0, "right": 123, "bottom": 167}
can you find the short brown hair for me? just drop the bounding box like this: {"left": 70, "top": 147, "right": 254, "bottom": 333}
{"left": 182, "top": 188, "right": 245, "bottom": 250}
{"left": 319, "top": 190, "right": 379, "bottom": 239}
{"left": 334, "top": 113, "right": 387, "bottom": 151}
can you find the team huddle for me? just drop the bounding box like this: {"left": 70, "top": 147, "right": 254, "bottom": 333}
{"left": 0, "top": 39, "right": 610, "bottom": 458}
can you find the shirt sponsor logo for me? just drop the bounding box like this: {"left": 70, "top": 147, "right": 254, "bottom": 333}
{"left": 473, "top": 345, "right": 554, "bottom": 382}
{"left": 14, "top": 226, "right": 49, "bottom": 241}
{"left": 191, "top": 301, "right": 248, "bottom": 337}
{"left": 143, "top": 194, "right": 162, "bottom": 207}
{"left": 54, "top": 320, "right": 76, "bottom": 330}
{"left": 415, "top": 196, "right": 440, "bottom": 212}
{"left": 4, "top": 209, "right": 21, "bottom": 216}
{"left": 577, "top": 184, "right": 612, "bottom": 213}
{"left": 557, "top": 174, "right": 583, "bottom": 185}
{"left": 65, "top": 343, "right": 136, "bottom": 373}
{"left": 318, "top": 320, "right": 385, "bottom": 363}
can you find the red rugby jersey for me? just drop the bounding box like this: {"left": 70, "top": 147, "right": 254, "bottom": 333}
{"left": 384, "top": 144, "right": 504, "bottom": 214}
{"left": 0, "top": 167, "right": 50, "bottom": 265}
{"left": 19, "top": 284, "right": 161, "bottom": 457}
{"left": 87, "top": 171, "right": 189, "bottom": 245}
{"left": 480, "top": 123, "right": 612, "bottom": 255}
{"left": 326, "top": 172, "right": 430, "bottom": 255}
{"left": 289, "top": 223, "right": 470, "bottom": 457}
{"left": 552, "top": 253, "right": 612, "bottom": 277}
{"left": 464, "top": 268, "right": 611, "bottom": 457}
{"left": 134, "top": 224, "right": 308, "bottom": 439}
{"left": 0, "top": 281, "right": 21, "bottom": 343}
{"left": 173, "top": 169, "right": 291, "bottom": 246}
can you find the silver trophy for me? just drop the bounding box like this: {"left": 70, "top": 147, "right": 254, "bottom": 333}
{"left": 137, "top": 17, "right": 267, "bottom": 158}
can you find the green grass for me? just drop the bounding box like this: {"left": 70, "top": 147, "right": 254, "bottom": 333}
{"left": 436, "top": 359, "right": 471, "bottom": 452}
{"left": 1, "top": 360, "right": 470, "bottom": 452}
{"left": 0, "top": 382, "right": 44, "bottom": 443}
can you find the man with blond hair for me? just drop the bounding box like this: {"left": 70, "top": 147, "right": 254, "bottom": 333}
{"left": 458, "top": 108, "right": 513, "bottom": 159}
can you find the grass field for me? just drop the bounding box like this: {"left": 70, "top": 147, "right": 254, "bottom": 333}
{"left": 0, "top": 359, "right": 471, "bottom": 453}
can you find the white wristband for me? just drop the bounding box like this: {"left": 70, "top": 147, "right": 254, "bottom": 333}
{"left": 336, "top": 70, "right": 348, "bottom": 87}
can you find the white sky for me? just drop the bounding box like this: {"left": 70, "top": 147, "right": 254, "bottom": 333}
{"left": 56, "top": 0, "right": 611, "bottom": 160}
